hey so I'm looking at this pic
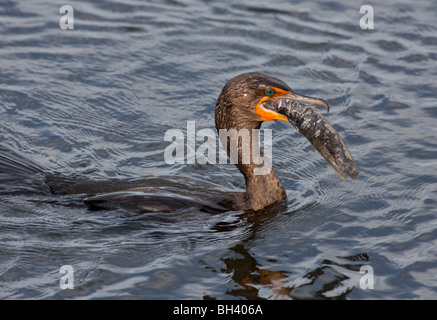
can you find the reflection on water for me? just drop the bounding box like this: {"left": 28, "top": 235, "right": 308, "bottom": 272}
{"left": 1, "top": 0, "right": 437, "bottom": 299}
{"left": 223, "top": 243, "right": 370, "bottom": 300}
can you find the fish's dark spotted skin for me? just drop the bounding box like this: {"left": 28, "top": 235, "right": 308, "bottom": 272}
{"left": 262, "top": 98, "right": 359, "bottom": 181}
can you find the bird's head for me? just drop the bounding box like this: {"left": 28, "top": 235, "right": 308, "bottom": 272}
{"left": 215, "top": 72, "right": 329, "bottom": 130}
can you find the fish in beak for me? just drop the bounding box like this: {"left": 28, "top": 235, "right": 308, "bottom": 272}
{"left": 257, "top": 92, "right": 359, "bottom": 181}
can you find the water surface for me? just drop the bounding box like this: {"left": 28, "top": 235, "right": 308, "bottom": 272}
{"left": 1, "top": 0, "right": 437, "bottom": 299}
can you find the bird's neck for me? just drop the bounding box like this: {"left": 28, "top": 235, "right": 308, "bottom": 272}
{"left": 218, "top": 121, "right": 286, "bottom": 211}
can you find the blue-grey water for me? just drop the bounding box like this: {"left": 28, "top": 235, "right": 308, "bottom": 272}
{"left": 1, "top": 0, "right": 436, "bottom": 299}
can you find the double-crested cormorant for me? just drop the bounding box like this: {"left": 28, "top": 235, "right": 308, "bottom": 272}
{"left": 0, "top": 72, "right": 358, "bottom": 213}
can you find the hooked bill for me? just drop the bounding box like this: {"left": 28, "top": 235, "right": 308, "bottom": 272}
{"left": 262, "top": 98, "right": 359, "bottom": 181}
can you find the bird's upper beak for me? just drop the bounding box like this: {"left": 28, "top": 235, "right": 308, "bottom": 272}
{"left": 257, "top": 92, "right": 359, "bottom": 181}
{"left": 256, "top": 91, "right": 330, "bottom": 121}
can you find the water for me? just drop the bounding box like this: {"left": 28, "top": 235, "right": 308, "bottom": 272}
{"left": 1, "top": 0, "right": 437, "bottom": 299}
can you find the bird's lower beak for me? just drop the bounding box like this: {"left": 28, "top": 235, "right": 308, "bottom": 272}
{"left": 260, "top": 94, "right": 359, "bottom": 181}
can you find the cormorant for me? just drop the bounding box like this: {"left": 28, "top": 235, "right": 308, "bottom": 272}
{"left": 0, "top": 72, "right": 358, "bottom": 213}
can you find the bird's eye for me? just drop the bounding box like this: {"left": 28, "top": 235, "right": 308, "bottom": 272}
{"left": 265, "top": 88, "right": 275, "bottom": 96}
